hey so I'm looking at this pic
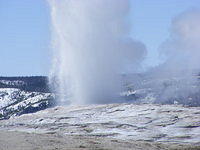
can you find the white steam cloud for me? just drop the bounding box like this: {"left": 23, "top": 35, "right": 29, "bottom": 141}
{"left": 160, "top": 9, "right": 200, "bottom": 75}
{"left": 149, "top": 9, "right": 200, "bottom": 104}
{"left": 48, "top": 0, "right": 146, "bottom": 105}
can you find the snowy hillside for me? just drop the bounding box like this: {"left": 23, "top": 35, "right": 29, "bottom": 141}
{"left": 0, "top": 77, "right": 54, "bottom": 119}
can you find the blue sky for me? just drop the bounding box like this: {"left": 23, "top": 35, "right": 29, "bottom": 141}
{"left": 0, "top": 0, "right": 199, "bottom": 76}
{"left": 0, "top": 0, "right": 50, "bottom": 76}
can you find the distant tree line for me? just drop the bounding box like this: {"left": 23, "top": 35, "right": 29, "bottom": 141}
{"left": 0, "top": 76, "right": 51, "bottom": 93}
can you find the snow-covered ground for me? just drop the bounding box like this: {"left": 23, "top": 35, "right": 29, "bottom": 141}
{"left": 1, "top": 103, "right": 199, "bottom": 145}
{"left": 0, "top": 88, "right": 51, "bottom": 109}
{"left": 0, "top": 88, "right": 54, "bottom": 119}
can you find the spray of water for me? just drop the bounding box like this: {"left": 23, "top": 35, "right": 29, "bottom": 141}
{"left": 48, "top": 0, "right": 146, "bottom": 105}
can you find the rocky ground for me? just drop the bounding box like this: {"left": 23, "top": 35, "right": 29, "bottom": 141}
{"left": 0, "top": 103, "right": 200, "bottom": 150}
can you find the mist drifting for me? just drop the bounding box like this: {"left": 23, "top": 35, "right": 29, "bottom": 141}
{"left": 148, "top": 9, "right": 200, "bottom": 105}
{"left": 160, "top": 9, "right": 200, "bottom": 75}
{"left": 48, "top": 0, "right": 146, "bottom": 105}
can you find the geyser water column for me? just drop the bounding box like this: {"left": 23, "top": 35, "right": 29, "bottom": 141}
{"left": 48, "top": 0, "right": 146, "bottom": 105}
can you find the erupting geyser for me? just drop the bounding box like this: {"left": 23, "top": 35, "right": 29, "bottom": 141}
{"left": 48, "top": 0, "right": 146, "bottom": 105}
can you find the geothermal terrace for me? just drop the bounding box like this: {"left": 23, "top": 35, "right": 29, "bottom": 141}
{"left": 0, "top": 103, "right": 200, "bottom": 150}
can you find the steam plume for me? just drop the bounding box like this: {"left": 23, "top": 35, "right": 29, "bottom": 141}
{"left": 48, "top": 0, "right": 146, "bottom": 105}
{"left": 150, "top": 9, "right": 200, "bottom": 104}
{"left": 160, "top": 9, "right": 200, "bottom": 74}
